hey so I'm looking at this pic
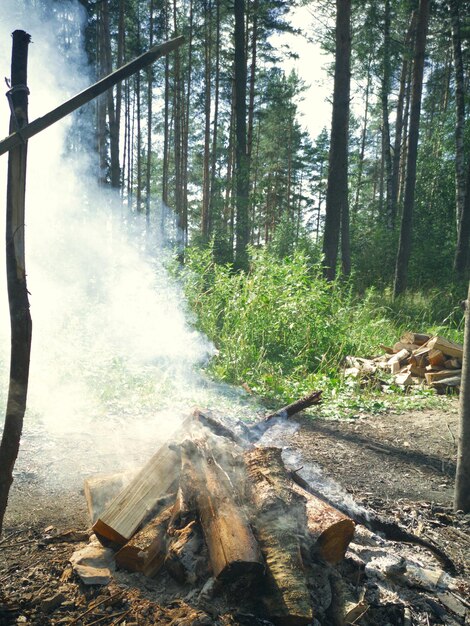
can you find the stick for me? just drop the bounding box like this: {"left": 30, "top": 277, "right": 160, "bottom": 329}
{"left": 248, "top": 390, "right": 322, "bottom": 441}
{"left": 0, "top": 37, "right": 184, "bottom": 157}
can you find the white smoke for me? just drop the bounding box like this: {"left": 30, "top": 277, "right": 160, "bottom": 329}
{"left": 0, "top": 1, "right": 254, "bottom": 491}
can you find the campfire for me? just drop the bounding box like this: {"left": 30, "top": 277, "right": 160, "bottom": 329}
{"left": 70, "top": 400, "right": 468, "bottom": 626}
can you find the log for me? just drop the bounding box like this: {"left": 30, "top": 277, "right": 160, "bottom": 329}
{"left": 245, "top": 447, "right": 313, "bottom": 626}
{"left": 291, "top": 483, "right": 355, "bottom": 565}
{"left": 92, "top": 427, "right": 185, "bottom": 547}
{"left": 394, "top": 371, "right": 413, "bottom": 386}
{"left": 84, "top": 471, "right": 135, "bottom": 524}
{"left": 393, "top": 341, "right": 419, "bottom": 353}
{"left": 115, "top": 505, "right": 172, "bottom": 573}
{"left": 184, "top": 439, "right": 264, "bottom": 585}
{"left": 400, "top": 332, "right": 431, "bottom": 346}
{"left": 428, "top": 349, "right": 446, "bottom": 367}
{"left": 164, "top": 520, "right": 210, "bottom": 584}
{"left": 426, "top": 336, "right": 463, "bottom": 359}
{"left": 388, "top": 348, "right": 410, "bottom": 374}
{"left": 425, "top": 369, "right": 462, "bottom": 384}
{"left": 444, "top": 358, "right": 461, "bottom": 370}
{"left": 249, "top": 390, "right": 322, "bottom": 442}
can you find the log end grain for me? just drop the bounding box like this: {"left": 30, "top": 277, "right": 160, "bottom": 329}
{"left": 315, "top": 518, "right": 356, "bottom": 565}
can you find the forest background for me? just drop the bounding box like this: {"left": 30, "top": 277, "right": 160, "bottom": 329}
{"left": 7, "top": 0, "right": 470, "bottom": 409}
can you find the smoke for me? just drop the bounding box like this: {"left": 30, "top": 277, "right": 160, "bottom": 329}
{"left": 0, "top": 1, "right": 255, "bottom": 492}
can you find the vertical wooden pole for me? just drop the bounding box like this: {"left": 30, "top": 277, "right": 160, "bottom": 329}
{"left": 455, "top": 290, "right": 470, "bottom": 512}
{"left": 0, "top": 30, "right": 32, "bottom": 535}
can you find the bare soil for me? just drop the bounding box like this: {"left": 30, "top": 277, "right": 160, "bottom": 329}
{"left": 1, "top": 399, "right": 469, "bottom": 625}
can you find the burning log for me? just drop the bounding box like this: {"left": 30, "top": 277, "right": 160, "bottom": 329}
{"left": 249, "top": 390, "right": 322, "bottom": 442}
{"left": 92, "top": 435, "right": 182, "bottom": 547}
{"left": 115, "top": 505, "right": 172, "bottom": 574}
{"left": 184, "top": 438, "right": 264, "bottom": 585}
{"left": 245, "top": 447, "right": 313, "bottom": 626}
{"left": 84, "top": 471, "right": 135, "bottom": 524}
{"left": 292, "top": 482, "right": 355, "bottom": 565}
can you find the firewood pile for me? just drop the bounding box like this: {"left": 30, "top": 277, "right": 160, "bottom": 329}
{"left": 345, "top": 332, "right": 463, "bottom": 393}
{"left": 75, "top": 405, "right": 467, "bottom": 626}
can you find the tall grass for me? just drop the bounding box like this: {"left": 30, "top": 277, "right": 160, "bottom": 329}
{"left": 181, "top": 245, "right": 464, "bottom": 405}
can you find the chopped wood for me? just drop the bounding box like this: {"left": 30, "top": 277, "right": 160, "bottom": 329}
{"left": 245, "top": 447, "right": 313, "bottom": 626}
{"left": 379, "top": 344, "right": 395, "bottom": 355}
{"left": 115, "top": 506, "right": 172, "bottom": 573}
{"left": 291, "top": 482, "right": 355, "bottom": 565}
{"left": 428, "top": 349, "right": 446, "bottom": 367}
{"left": 394, "top": 371, "right": 413, "bottom": 386}
{"left": 400, "top": 332, "right": 431, "bottom": 346}
{"left": 184, "top": 439, "right": 264, "bottom": 585}
{"left": 444, "top": 358, "right": 461, "bottom": 370}
{"left": 408, "top": 364, "right": 427, "bottom": 378}
{"left": 393, "top": 342, "right": 419, "bottom": 353}
{"left": 425, "top": 369, "right": 462, "bottom": 384}
{"left": 425, "top": 336, "right": 463, "bottom": 359}
{"left": 92, "top": 431, "right": 183, "bottom": 547}
{"left": 84, "top": 472, "right": 135, "bottom": 525}
{"left": 389, "top": 348, "right": 411, "bottom": 362}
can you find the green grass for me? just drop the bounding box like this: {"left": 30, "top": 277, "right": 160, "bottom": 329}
{"left": 180, "top": 244, "right": 465, "bottom": 416}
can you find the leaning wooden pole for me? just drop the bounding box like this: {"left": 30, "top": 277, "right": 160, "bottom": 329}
{"left": 0, "top": 36, "right": 184, "bottom": 157}
{"left": 0, "top": 30, "right": 32, "bottom": 535}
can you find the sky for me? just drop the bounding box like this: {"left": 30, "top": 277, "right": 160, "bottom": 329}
{"left": 278, "top": 5, "right": 333, "bottom": 140}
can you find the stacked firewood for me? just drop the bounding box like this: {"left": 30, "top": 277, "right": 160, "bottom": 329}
{"left": 85, "top": 409, "right": 356, "bottom": 626}
{"left": 344, "top": 332, "right": 463, "bottom": 393}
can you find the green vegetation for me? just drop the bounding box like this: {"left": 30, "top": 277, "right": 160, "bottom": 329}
{"left": 181, "top": 244, "right": 464, "bottom": 417}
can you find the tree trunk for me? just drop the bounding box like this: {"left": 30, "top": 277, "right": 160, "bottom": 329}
{"left": 449, "top": 0, "right": 466, "bottom": 234}
{"left": 234, "top": 0, "right": 250, "bottom": 270}
{"left": 393, "top": 0, "right": 429, "bottom": 298}
{"left": 201, "top": 0, "right": 212, "bottom": 242}
{"left": 454, "top": 161, "right": 470, "bottom": 276}
{"left": 322, "top": 0, "right": 351, "bottom": 281}
{"left": 455, "top": 286, "right": 470, "bottom": 512}
{"left": 102, "top": 0, "right": 120, "bottom": 188}
{"left": 146, "top": 0, "right": 155, "bottom": 227}
{"left": 391, "top": 11, "right": 416, "bottom": 227}
{"left": 381, "top": 0, "right": 393, "bottom": 228}
{"left": 352, "top": 54, "right": 372, "bottom": 222}
{"left": 0, "top": 30, "right": 32, "bottom": 536}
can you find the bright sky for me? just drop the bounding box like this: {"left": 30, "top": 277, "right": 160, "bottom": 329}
{"left": 277, "top": 5, "right": 333, "bottom": 140}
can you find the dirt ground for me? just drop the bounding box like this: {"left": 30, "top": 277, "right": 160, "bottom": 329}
{"left": 1, "top": 398, "right": 469, "bottom": 625}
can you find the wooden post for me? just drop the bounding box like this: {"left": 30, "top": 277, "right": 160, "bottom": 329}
{"left": 455, "top": 284, "right": 470, "bottom": 512}
{"left": 0, "top": 30, "right": 32, "bottom": 535}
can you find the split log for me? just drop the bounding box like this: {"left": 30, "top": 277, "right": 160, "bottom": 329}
{"left": 184, "top": 439, "right": 264, "bottom": 585}
{"left": 92, "top": 429, "right": 184, "bottom": 547}
{"left": 444, "top": 358, "right": 461, "bottom": 370}
{"left": 400, "top": 332, "right": 431, "bottom": 346}
{"left": 426, "top": 336, "right": 463, "bottom": 359}
{"left": 388, "top": 348, "right": 410, "bottom": 374}
{"left": 425, "top": 369, "right": 462, "bottom": 384}
{"left": 115, "top": 505, "right": 172, "bottom": 573}
{"left": 84, "top": 471, "right": 135, "bottom": 524}
{"left": 291, "top": 483, "right": 355, "bottom": 565}
{"left": 428, "top": 349, "right": 446, "bottom": 367}
{"left": 329, "top": 572, "right": 368, "bottom": 626}
{"left": 245, "top": 447, "right": 313, "bottom": 626}
{"left": 393, "top": 342, "right": 419, "bottom": 353}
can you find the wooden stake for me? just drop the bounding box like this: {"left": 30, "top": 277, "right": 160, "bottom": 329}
{"left": 0, "top": 30, "right": 32, "bottom": 536}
